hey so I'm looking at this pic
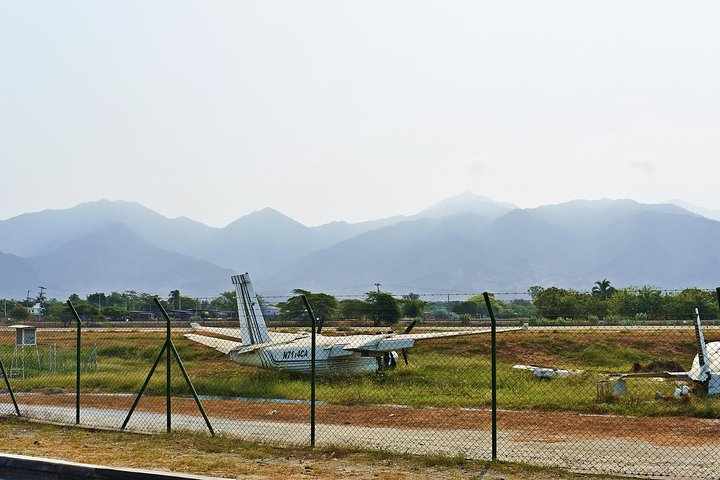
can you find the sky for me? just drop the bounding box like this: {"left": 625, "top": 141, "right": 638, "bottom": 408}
{"left": 2, "top": 1, "right": 719, "bottom": 227}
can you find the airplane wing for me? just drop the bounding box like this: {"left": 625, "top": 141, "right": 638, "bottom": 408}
{"left": 184, "top": 333, "right": 242, "bottom": 354}
{"left": 189, "top": 323, "right": 306, "bottom": 343}
{"left": 345, "top": 327, "right": 521, "bottom": 353}
{"left": 605, "top": 371, "right": 692, "bottom": 380}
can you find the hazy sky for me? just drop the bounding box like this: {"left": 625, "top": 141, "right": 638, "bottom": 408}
{"left": 2, "top": 1, "right": 719, "bottom": 227}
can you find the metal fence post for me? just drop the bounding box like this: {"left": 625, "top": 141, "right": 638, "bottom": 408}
{"left": 483, "top": 292, "right": 497, "bottom": 461}
{"left": 0, "top": 358, "right": 20, "bottom": 416}
{"left": 67, "top": 301, "right": 82, "bottom": 425}
{"left": 301, "top": 295, "right": 317, "bottom": 448}
{"left": 166, "top": 300, "right": 171, "bottom": 433}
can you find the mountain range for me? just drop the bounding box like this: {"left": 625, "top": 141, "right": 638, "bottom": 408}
{"left": 0, "top": 193, "right": 718, "bottom": 299}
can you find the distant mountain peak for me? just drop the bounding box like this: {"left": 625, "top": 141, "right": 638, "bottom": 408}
{"left": 665, "top": 199, "right": 720, "bottom": 222}
{"left": 224, "top": 207, "right": 308, "bottom": 231}
{"left": 417, "top": 192, "right": 516, "bottom": 219}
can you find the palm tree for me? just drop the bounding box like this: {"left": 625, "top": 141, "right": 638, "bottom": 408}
{"left": 169, "top": 290, "right": 181, "bottom": 309}
{"left": 591, "top": 279, "right": 616, "bottom": 300}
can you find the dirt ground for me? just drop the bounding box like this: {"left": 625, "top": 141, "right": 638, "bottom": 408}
{"left": 11, "top": 392, "right": 720, "bottom": 448}
{"left": 0, "top": 417, "right": 626, "bottom": 480}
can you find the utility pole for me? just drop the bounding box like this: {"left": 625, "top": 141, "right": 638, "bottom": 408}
{"left": 374, "top": 283, "right": 381, "bottom": 292}
{"left": 38, "top": 286, "right": 46, "bottom": 303}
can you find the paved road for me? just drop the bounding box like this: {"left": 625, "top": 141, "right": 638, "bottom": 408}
{"left": 0, "top": 402, "right": 715, "bottom": 479}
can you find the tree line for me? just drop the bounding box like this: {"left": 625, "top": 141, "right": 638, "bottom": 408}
{"left": 2, "top": 279, "right": 718, "bottom": 324}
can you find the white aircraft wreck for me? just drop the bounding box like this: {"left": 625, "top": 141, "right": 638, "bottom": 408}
{"left": 608, "top": 308, "right": 720, "bottom": 396}
{"left": 185, "top": 273, "right": 519, "bottom": 376}
{"left": 512, "top": 364, "right": 583, "bottom": 378}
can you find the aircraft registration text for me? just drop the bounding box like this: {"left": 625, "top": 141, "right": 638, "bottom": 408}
{"left": 282, "top": 349, "right": 310, "bottom": 360}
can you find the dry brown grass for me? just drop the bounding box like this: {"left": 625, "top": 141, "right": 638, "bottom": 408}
{"left": 0, "top": 417, "right": 623, "bottom": 479}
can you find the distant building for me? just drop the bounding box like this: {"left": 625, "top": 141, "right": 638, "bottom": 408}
{"left": 29, "top": 303, "right": 43, "bottom": 315}
{"left": 262, "top": 305, "right": 280, "bottom": 319}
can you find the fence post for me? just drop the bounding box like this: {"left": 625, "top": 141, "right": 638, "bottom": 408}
{"left": 482, "top": 292, "right": 497, "bottom": 461}
{"left": 67, "top": 301, "right": 82, "bottom": 425}
{"left": 166, "top": 301, "right": 171, "bottom": 433}
{"left": 0, "top": 359, "right": 20, "bottom": 416}
{"left": 301, "top": 295, "right": 316, "bottom": 448}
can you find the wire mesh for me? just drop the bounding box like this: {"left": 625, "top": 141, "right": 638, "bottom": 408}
{"left": 0, "top": 286, "right": 718, "bottom": 478}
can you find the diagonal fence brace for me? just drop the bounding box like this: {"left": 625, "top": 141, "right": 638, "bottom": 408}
{"left": 121, "top": 298, "right": 214, "bottom": 436}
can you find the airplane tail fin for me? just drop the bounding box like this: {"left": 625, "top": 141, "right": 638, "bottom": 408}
{"left": 232, "top": 273, "right": 271, "bottom": 345}
{"left": 693, "top": 307, "right": 709, "bottom": 380}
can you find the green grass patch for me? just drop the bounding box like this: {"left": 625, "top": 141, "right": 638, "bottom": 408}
{"left": 0, "top": 329, "right": 718, "bottom": 418}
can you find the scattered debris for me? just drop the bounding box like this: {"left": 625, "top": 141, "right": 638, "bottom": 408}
{"left": 513, "top": 364, "right": 583, "bottom": 378}
{"left": 631, "top": 360, "right": 684, "bottom": 373}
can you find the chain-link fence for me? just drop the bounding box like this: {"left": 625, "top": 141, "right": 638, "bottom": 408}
{"left": 1, "top": 287, "right": 719, "bottom": 478}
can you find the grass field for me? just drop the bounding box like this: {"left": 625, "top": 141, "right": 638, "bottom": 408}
{"left": 0, "top": 326, "right": 718, "bottom": 418}
{"left": 0, "top": 417, "right": 625, "bottom": 480}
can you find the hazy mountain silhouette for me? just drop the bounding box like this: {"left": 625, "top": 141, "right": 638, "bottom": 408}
{"left": 0, "top": 252, "right": 42, "bottom": 299}
{"left": 25, "top": 224, "right": 234, "bottom": 297}
{"left": 263, "top": 200, "right": 720, "bottom": 293}
{"left": 0, "top": 200, "right": 214, "bottom": 258}
{"left": 0, "top": 194, "right": 718, "bottom": 298}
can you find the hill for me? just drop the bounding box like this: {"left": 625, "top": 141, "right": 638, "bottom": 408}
{"left": 1, "top": 194, "right": 718, "bottom": 298}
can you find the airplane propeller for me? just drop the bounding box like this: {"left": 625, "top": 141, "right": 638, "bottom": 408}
{"left": 401, "top": 320, "right": 417, "bottom": 365}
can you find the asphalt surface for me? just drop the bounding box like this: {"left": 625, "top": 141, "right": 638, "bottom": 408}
{"left": 0, "top": 453, "right": 226, "bottom": 480}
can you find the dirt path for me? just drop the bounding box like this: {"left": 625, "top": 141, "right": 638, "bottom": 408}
{"left": 2, "top": 395, "right": 719, "bottom": 478}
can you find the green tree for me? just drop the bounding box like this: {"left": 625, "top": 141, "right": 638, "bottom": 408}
{"left": 102, "top": 306, "right": 131, "bottom": 321}
{"left": 607, "top": 286, "right": 663, "bottom": 318}
{"left": 47, "top": 303, "right": 74, "bottom": 326}
{"left": 532, "top": 287, "right": 586, "bottom": 319}
{"left": 664, "top": 288, "right": 717, "bottom": 319}
{"left": 278, "top": 289, "right": 338, "bottom": 322}
{"left": 527, "top": 285, "right": 544, "bottom": 299}
{"left": 365, "top": 291, "right": 401, "bottom": 326}
{"left": 338, "top": 299, "right": 369, "bottom": 320}
{"left": 467, "top": 293, "right": 505, "bottom": 317}
{"left": 87, "top": 292, "right": 107, "bottom": 310}
{"left": 591, "top": 279, "right": 616, "bottom": 300}
{"left": 210, "top": 291, "right": 236, "bottom": 311}
{"left": 453, "top": 300, "right": 479, "bottom": 316}
{"left": 401, "top": 299, "right": 425, "bottom": 319}
{"left": 424, "top": 302, "right": 454, "bottom": 320}
{"left": 169, "top": 290, "right": 181, "bottom": 309}
{"left": 503, "top": 299, "right": 536, "bottom": 317}
{"left": 74, "top": 303, "right": 100, "bottom": 317}
{"left": 8, "top": 306, "right": 30, "bottom": 321}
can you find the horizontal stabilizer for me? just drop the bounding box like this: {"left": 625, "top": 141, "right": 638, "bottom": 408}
{"left": 184, "top": 334, "right": 242, "bottom": 354}
{"left": 191, "top": 323, "right": 307, "bottom": 344}
{"left": 191, "top": 324, "right": 244, "bottom": 340}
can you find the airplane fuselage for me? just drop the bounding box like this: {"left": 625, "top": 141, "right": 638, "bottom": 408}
{"left": 229, "top": 335, "right": 398, "bottom": 375}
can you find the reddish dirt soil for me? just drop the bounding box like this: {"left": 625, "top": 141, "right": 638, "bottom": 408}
{"left": 10, "top": 393, "right": 720, "bottom": 447}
